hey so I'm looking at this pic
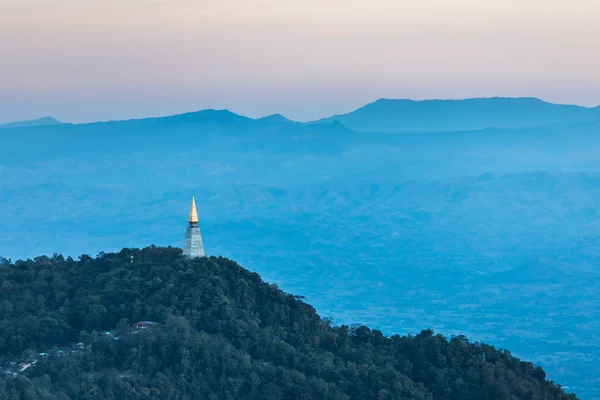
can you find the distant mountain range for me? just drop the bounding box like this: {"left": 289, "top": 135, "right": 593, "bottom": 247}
{"left": 95, "top": 97, "right": 600, "bottom": 134}
{"left": 313, "top": 97, "right": 600, "bottom": 133}
{"left": 4, "top": 97, "right": 600, "bottom": 134}
{"left": 117, "top": 97, "right": 600, "bottom": 134}
{"left": 0, "top": 116, "right": 62, "bottom": 130}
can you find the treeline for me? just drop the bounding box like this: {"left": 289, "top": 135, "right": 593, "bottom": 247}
{"left": 0, "top": 247, "right": 577, "bottom": 399}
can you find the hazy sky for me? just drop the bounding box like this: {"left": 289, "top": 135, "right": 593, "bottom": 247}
{"left": 1, "top": 0, "right": 599, "bottom": 123}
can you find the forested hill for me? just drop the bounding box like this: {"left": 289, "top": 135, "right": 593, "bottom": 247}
{"left": 0, "top": 248, "right": 577, "bottom": 400}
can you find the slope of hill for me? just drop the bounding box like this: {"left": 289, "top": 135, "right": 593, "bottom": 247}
{"left": 0, "top": 248, "right": 578, "bottom": 399}
{"left": 0, "top": 116, "right": 62, "bottom": 130}
{"left": 315, "top": 97, "right": 600, "bottom": 132}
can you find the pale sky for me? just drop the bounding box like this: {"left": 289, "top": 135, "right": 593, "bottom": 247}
{"left": 1, "top": 0, "right": 599, "bottom": 123}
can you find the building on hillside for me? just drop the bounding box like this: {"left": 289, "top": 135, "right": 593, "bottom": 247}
{"left": 183, "top": 196, "right": 206, "bottom": 259}
{"left": 135, "top": 321, "right": 155, "bottom": 329}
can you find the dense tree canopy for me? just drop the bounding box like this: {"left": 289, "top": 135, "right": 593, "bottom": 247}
{"left": 0, "top": 247, "right": 577, "bottom": 399}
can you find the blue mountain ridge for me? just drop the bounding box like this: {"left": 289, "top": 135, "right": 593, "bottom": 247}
{"left": 4, "top": 97, "right": 599, "bottom": 135}
{"left": 0, "top": 116, "right": 62, "bottom": 129}
{"left": 314, "top": 97, "right": 600, "bottom": 133}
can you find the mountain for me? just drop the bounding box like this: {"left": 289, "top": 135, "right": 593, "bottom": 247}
{"left": 314, "top": 97, "right": 600, "bottom": 132}
{"left": 0, "top": 247, "right": 578, "bottom": 399}
{"left": 0, "top": 116, "right": 62, "bottom": 130}
{"left": 257, "top": 113, "right": 296, "bottom": 124}
{"left": 0, "top": 109, "right": 355, "bottom": 164}
{"left": 2, "top": 106, "right": 600, "bottom": 398}
{"left": 4, "top": 97, "right": 600, "bottom": 134}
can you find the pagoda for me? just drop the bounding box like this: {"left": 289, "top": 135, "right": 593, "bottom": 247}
{"left": 183, "top": 196, "right": 206, "bottom": 259}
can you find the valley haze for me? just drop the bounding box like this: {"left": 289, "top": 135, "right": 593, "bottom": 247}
{"left": 2, "top": 97, "right": 600, "bottom": 399}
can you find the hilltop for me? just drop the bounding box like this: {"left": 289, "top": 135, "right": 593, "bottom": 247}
{"left": 0, "top": 116, "right": 62, "bottom": 130}
{"left": 314, "top": 97, "right": 600, "bottom": 132}
{"left": 0, "top": 247, "right": 577, "bottom": 399}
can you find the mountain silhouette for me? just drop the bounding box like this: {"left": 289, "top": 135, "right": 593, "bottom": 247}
{"left": 314, "top": 97, "right": 600, "bottom": 133}
{"left": 65, "top": 109, "right": 300, "bottom": 133}
{"left": 257, "top": 113, "right": 296, "bottom": 124}
{"left": 0, "top": 116, "right": 62, "bottom": 129}
{"left": 8, "top": 97, "right": 600, "bottom": 134}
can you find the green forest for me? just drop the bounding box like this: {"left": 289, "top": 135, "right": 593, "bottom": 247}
{"left": 0, "top": 247, "right": 577, "bottom": 399}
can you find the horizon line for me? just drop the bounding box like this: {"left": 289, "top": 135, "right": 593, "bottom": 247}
{"left": 2, "top": 95, "right": 599, "bottom": 126}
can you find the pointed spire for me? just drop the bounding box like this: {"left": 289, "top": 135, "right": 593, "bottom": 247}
{"left": 188, "top": 196, "right": 199, "bottom": 224}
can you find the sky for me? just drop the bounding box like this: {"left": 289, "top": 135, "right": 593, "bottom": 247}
{"left": 1, "top": 0, "right": 599, "bottom": 123}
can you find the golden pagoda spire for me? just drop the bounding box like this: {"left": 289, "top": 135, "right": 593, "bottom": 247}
{"left": 188, "top": 196, "right": 199, "bottom": 224}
